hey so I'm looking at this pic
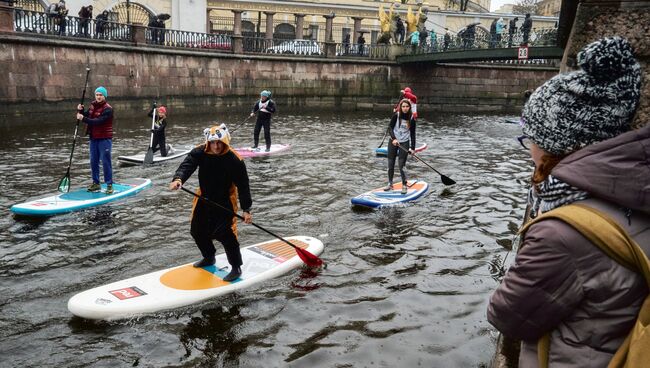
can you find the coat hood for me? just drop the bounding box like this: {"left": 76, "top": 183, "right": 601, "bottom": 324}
{"left": 551, "top": 123, "right": 650, "bottom": 214}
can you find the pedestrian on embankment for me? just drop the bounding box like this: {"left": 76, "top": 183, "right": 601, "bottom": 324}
{"left": 487, "top": 37, "right": 648, "bottom": 368}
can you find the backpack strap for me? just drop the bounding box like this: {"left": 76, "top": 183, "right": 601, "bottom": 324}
{"left": 519, "top": 203, "right": 650, "bottom": 368}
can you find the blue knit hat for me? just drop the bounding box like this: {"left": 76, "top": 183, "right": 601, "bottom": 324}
{"left": 521, "top": 37, "right": 641, "bottom": 155}
{"left": 95, "top": 86, "right": 108, "bottom": 97}
{"left": 260, "top": 90, "right": 271, "bottom": 98}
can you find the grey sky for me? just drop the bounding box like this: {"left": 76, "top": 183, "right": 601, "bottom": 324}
{"left": 490, "top": 0, "right": 516, "bottom": 12}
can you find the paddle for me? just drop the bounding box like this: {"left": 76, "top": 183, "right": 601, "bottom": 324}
{"left": 143, "top": 101, "right": 157, "bottom": 165}
{"left": 397, "top": 144, "right": 456, "bottom": 186}
{"left": 229, "top": 115, "right": 251, "bottom": 134}
{"left": 180, "top": 186, "right": 324, "bottom": 267}
{"left": 58, "top": 68, "right": 91, "bottom": 193}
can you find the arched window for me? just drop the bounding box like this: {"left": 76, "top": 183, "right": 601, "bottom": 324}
{"left": 274, "top": 23, "right": 295, "bottom": 41}
{"left": 109, "top": 2, "right": 155, "bottom": 26}
{"left": 242, "top": 20, "right": 257, "bottom": 37}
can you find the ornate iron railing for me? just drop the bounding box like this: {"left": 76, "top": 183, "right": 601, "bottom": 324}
{"left": 14, "top": 9, "right": 131, "bottom": 41}
{"left": 244, "top": 37, "right": 326, "bottom": 56}
{"left": 404, "top": 27, "right": 558, "bottom": 55}
{"left": 149, "top": 28, "right": 232, "bottom": 51}
{"left": 335, "top": 43, "right": 390, "bottom": 59}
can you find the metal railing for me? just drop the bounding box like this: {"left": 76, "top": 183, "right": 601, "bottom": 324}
{"left": 150, "top": 28, "right": 232, "bottom": 51}
{"left": 403, "top": 28, "right": 558, "bottom": 55}
{"left": 243, "top": 37, "right": 326, "bottom": 56}
{"left": 335, "top": 43, "right": 390, "bottom": 59}
{"left": 14, "top": 9, "right": 131, "bottom": 41}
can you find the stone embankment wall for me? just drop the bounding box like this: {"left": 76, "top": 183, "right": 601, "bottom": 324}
{"left": 0, "top": 33, "right": 557, "bottom": 125}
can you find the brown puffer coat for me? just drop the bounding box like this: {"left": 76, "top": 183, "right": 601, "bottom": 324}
{"left": 487, "top": 124, "right": 650, "bottom": 367}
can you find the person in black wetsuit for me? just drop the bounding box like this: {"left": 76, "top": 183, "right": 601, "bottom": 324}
{"left": 169, "top": 124, "right": 253, "bottom": 282}
{"left": 250, "top": 90, "right": 276, "bottom": 152}
{"left": 385, "top": 99, "right": 416, "bottom": 195}
{"left": 148, "top": 104, "right": 171, "bottom": 157}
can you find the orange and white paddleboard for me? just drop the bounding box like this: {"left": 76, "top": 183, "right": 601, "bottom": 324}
{"left": 67, "top": 236, "right": 323, "bottom": 320}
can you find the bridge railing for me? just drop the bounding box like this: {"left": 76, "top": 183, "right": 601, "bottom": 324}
{"left": 406, "top": 27, "right": 558, "bottom": 55}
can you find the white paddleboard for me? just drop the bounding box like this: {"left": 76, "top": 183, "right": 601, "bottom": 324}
{"left": 68, "top": 236, "right": 324, "bottom": 320}
{"left": 117, "top": 145, "right": 191, "bottom": 165}
{"left": 233, "top": 144, "right": 291, "bottom": 158}
{"left": 375, "top": 143, "right": 427, "bottom": 156}
{"left": 10, "top": 178, "right": 151, "bottom": 216}
{"left": 351, "top": 180, "right": 429, "bottom": 208}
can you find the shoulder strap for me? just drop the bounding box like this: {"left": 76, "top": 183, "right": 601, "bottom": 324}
{"left": 519, "top": 203, "right": 650, "bottom": 368}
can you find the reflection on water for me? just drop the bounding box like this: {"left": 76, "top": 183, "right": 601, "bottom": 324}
{"left": 0, "top": 111, "right": 531, "bottom": 366}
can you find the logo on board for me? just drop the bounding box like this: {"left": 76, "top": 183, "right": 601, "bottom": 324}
{"left": 109, "top": 286, "right": 147, "bottom": 300}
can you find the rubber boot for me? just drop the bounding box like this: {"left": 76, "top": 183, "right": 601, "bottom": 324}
{"left": 223, "top": 266, "right": 241, "bottom": 282}
{"left": 192, "top": 257, "right": 216, "bottom": 268}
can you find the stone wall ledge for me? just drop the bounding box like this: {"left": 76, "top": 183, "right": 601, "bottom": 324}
{"left": 0, "top": 32, "right": 395, "bottom": 66}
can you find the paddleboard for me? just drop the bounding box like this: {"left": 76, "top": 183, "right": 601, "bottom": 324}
{"left": 375, "top": 143, "right": 428, "bottom": 156}
{"left": 117, "top": 145, "right": 191, "bottom": 165}
{"left": 10, "top": 178, "right": 151, "bottom": 216}
{"left": 68, "top": 236, "right": 324, "bottom": 320}
{"left": 351, "top": 180, "right": 429, "bottom": 208}
{"left": 503, "top": 117, "right": 521, "bottom": 125}
{"left": 233, "top": 144, "right": 291, "bottom": 158}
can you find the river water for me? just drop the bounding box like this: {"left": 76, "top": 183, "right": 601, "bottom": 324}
{"left": 0, "top": 110, "right": 531, "bottom": 367}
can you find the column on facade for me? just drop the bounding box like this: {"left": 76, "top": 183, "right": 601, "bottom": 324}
{"left": 295, "top": 14, "right": 305, "bottom": 40}
{"left": 232, "top": 10, "right": 243, "bottom": 54}
{"left": 264, "top": 12, "right": 275, "bottom": 41}
{"left": 323, "top": 13, "right": 336, "bottom": 58}
{"left": 323, "top": 13, "right": 334, "bottom": 42}
{"left": 352, "top": 17, "right": 363, "bottom": 43}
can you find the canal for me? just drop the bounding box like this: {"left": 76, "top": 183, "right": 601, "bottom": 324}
{"left": 0, "top": 109, "right": 530, "bottom": 367}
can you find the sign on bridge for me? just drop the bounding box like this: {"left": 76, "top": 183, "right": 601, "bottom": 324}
{"left": 518, "top": 46, "right": 529, "bottom": 60}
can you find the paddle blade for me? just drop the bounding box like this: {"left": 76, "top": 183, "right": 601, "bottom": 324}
{"left": 295, "top": 247, "right": 323, "bottom": 267}
{"left": 441, "top": 175, "right": 456, "bottom": 186}
{"left": 143, "top": 148, "right": 154, "bottom": 165}
{"left": 58, "top": 175, "right": 70, "bottom": 193}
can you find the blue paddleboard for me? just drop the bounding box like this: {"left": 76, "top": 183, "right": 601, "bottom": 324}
{"left": 375, "top": 143, "right": 427, "bottom": 156}
{"left": 351, "top": 180, "right": 429, "bottom": 208}
{"left": 10, "top": 178, "right": 151, "bottom": 216}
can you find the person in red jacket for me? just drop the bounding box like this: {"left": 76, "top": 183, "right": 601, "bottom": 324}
{"left": 394, "top": 87, "right": 418, "bottom": 119}
{"left": 76, "top": 86, "right": 114, "bottom": 194}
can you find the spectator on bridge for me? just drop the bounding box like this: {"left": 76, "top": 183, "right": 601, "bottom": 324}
{"left": 429, "top": 30, "right": 437, "bottom": 51}
{"left": 462, "top": 24, "right": 476, "bottom": 49}
{"left": 508, "top": 17, "right": 518, "bottom": 47}
{"left": 357, "top": 33, "right": 366, "bottom": 56}
{"left": 521, "top": 13, "right": 533, "bottom": 45}
{"left": 496, "top": 17, "right": 505, "bottom": 47}
{"left": 395, "top": 16, "right": 405, "bottom": 44}
{"left": 443, "top": 28, "right": 451, "bottom": 50}
{"left": 418, "top": 26, "right": 428, "bottom": 50}
{"left": 56, "top": 1, "right": 68, "bottom": 36}
{"left": 488, "top": 36, "right": 644, "bottom": 368}
{"left": 489, "top": 19, "right": 498, "bottom": 48}
{"left": 409, "top": 29, "right": 420, "bottom": 52}
{"left": 95, "top": 10, "right": 108, "bottom": 39}
{"left": 77, "top": 5, "right": 92, "bottom": 38}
